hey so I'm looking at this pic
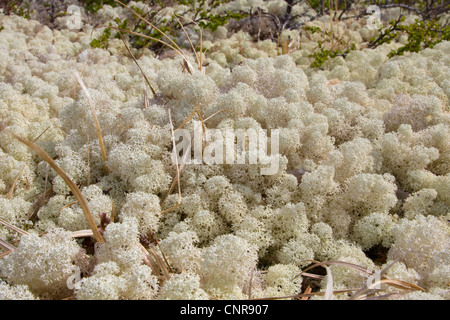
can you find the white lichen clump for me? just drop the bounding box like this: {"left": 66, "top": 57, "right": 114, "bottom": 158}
{"left": 0, "top": 229, "right": 80, "bottom": 299}
{"left": 0, "top": 4, "right": 449, "bottom": 301}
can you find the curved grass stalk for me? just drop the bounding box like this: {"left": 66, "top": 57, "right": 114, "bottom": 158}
{"left": 174, "top": 13, "right": 204, "bottom": 72}
{"left": 117, "top": 30, "right": 157, "bottom": 97}
{"left": 73, "top": 70, "right": 109, "bottom": 175}
{"left": 6, "top": 130, "right": 105, "bottom": 243}
{"left": 0, "top": 217, "right": 30, "bottom": 236}
{"left": 161, "top": 109, "right": 183, "bottom": 214}
{"left": 5, "top": 126, "right": 50, "bottom": 199}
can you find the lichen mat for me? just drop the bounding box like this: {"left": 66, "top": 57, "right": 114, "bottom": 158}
{"left": 0, "top": 1, "right": 449, "bottom": 301}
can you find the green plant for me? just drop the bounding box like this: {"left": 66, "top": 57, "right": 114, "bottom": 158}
{"left": 304, "top": 25, "right": 357, "bottom": 68}
{"left": 368, "top": 14, "right": 450, "bottom": 58}
{"left": 310, "top": 41, "right": 357, "bottom": 68}
{"left": 90, "top": 27, "right": 112, "bottom": 49}
{"left": 1, "top": 0, "right": 33, "bottom": 19}
{"left": 388, "top": 18, "right": 450, "bottom": 57}
{"left": 82, "top": 0, "right": 128, "bottom": 13}
{"left": 367, "top": 15, "right": 405, "bottom": 49}
{"left": 178, "top": 0, "right": 246, "bottom": 32}
{"left": 88, "top": 0, "right": 247, "bottom": 52}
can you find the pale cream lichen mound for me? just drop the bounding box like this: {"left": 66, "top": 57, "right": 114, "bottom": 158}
{"left": 0, "top": 2, "right": 449, "bottom": 300}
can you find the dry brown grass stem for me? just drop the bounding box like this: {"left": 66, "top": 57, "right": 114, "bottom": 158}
{"left": 203, "top": 109, "right": 225, "bottom": 122}
{"left": 59, "top": 201, "right": 78, "bottom": 217}
{"left": 73, "top": 70, "right": 109, "bottom": 175}
{"left": 72, "top": 54, "right": 89, "bottom": 99}
{"left": 0, "top": 217, "right": 30, "bottom": 236}
{"left": 27, "top": 187, "right": 54, "bottom": 220}
{"left": 300, "top": 286, "right": 312, "bottom": 300}
{"left": 0, "top": 250, "right": 13, "bottom": 259}
{"left": 0, "top": 239, "right": 16, "bottom": 252}
{"left": 287, "top": 260, "right": 426, "bottom": 300}
{"left": 175, "top": 105, "right": 204, "bottom": 131}
{"left": 5, "top": 165, "right": 26, "bottom": 199}
{"left": 117, "top": 31, "right": 157, "bottom": 97}
{"left": 161, "top": 109, "right": 183, "bottom": 214}
{"left": 138, "top": 243, "right": 171, "bottom": 281}
{"left": 174, "top": 14, "right": 204, "bottom": 72}
{"left": 349, "top": 261, "right": 426, "bottom": 300}
{"left": 6, "top": 130, "right": 105, "bottom": 243}
{"left": 0, "top": 219, "right": 20, "bottom": 256}
{"left": 71, "top": 229, "right": 94, "bottom": 238}
{"left": 161, "top": 104, "right": 206, "bottom": 210}
{"left": 5, "top": 125, "right": 50, "bottom": 199}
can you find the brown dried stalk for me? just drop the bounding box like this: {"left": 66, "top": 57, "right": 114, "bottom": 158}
{"left": 73, "top": 70, "right": 109, "bottom": 175}
{"left": 6, "top": 130, "right": 104, "bottom": 243}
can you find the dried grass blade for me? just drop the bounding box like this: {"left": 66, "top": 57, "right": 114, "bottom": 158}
{"left": 32, "top": 125, "right": 50, "bottom": 143}
{"left": 350, "top": 261, "right": 400, "bottom": 300}
{"left": 203, "top": 109, "right": 225, "bottom": 122}
{"left": 377, "top": 279, "right": 426, "bottom": 292}
{"left": 59, "top": 201, "right": 78, "bottom": 217}
{"left": 0, "top": 238, "right": 16, "bottom": 252}
{"left": 73, "top": 70, "right": 109, "bottom": 175}
{"left": 5, "top": 126, "right": 50, "bottom": 199}
{"left": 0, "top": 218, "right": 29, "bottom": 236}
{"left": 5, "top": 164, "right": 26, "bottom": 199}
{"left": 175, "top": 104, "right": 203, "bottom": 130}
{"left": 72, "top": 229, "right": 94, "bottom": 238}
{"left": 300, "top": 286, "right": 312, "bottom": 300}
{"left": 141, "top": 247, "right": 161, "bottom": 276}
{"left": 161, "top": 109, "right": 183, "bottom": 214}
{"left": 149, "top": 247, "right": 171, "bottom": 280}
{"left": 139, "top": 243, "right": 170, "bottom": 281}
{"left": 6, "top": 130, "right": 104, "bottom": 243}
{"left": 118, "top": 31, "right": 157, "bottom": 97}
{"left": 27, "top": 187, "right": 54, "bottom": 220}
{"left": 300, "top": 272, "right": 324, "bottom": 280}
{"left": 351, "top": 279, "right": 425, "bottom": 300}
{"left": 0, "top": 250, "right": 13, "bottom": 259}
{"left": 174, "top": 14, "right": 203, "bottom": 72}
